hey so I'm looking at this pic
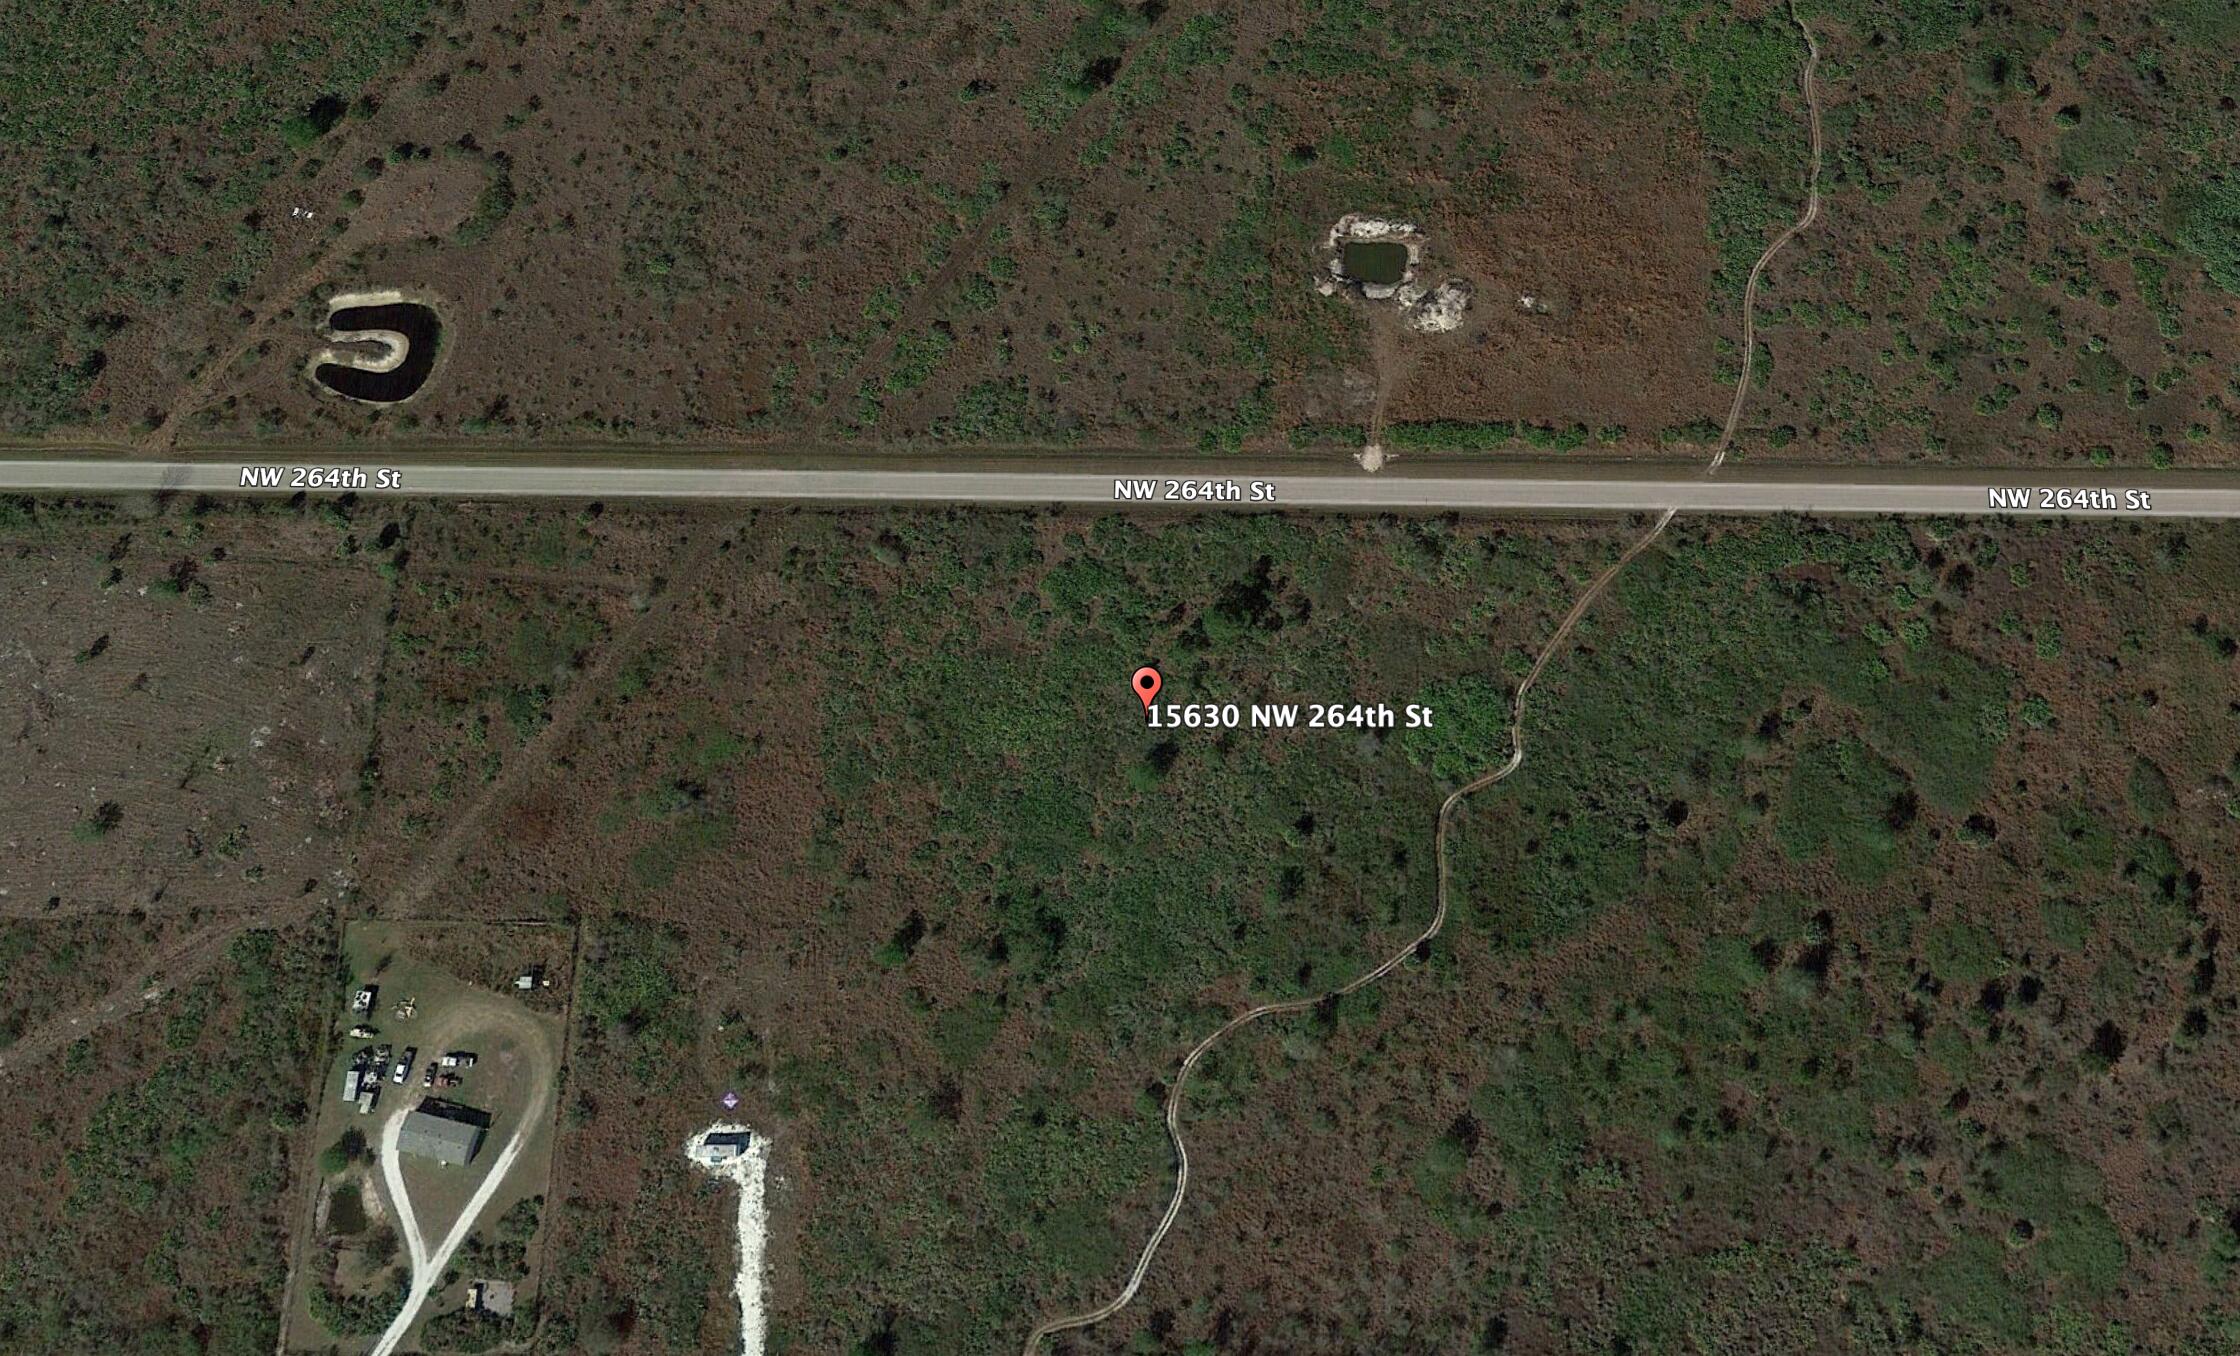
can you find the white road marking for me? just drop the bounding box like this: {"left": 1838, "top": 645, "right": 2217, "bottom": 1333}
{"left": 1, "top": 457, "right": 2238, "bottom": 517}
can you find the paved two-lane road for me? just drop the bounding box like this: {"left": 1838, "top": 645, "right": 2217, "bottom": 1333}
{"left": 5, "top": 453, "right": 2239, "bottom": 517}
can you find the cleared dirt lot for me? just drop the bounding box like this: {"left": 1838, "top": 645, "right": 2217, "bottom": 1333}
{"left": 286, "top": 919, "right": 568, "bottom": 1354}
{"left": 0, "top": 501, "right": 384, "bottom": 924}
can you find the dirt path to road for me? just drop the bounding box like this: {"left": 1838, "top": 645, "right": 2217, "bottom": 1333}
{"left": 0, "top": 921, "right": 245, "bottom": 1079}
{"left": 1020, "top": 8, "right": 1825, "bottom": 1349}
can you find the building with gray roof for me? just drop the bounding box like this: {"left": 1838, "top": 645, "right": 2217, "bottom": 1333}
{"left": 397, "top": 1103, "right": 488, "bottom": 1166}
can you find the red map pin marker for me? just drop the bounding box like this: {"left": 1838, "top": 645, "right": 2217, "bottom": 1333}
{"left": 1131, "top": 666, "right": 1163, "bottom": 709}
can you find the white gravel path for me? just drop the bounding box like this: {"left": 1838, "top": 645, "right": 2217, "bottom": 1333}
{"left": 686, "top": 1122, "right": 771, "bottom": 1356}
{"left": 369, "top": 1106, "right": 540, "bottom": 1356}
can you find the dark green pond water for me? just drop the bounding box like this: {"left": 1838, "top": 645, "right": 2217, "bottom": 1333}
{"left": 314, "top": 302, "right": 440, "bottom": 402}
{"left": 1341, "top": 240, "right": 1409, "bottom": 285}
{"left": 328, "top": 1182, "right": 367, "bottom": 1235}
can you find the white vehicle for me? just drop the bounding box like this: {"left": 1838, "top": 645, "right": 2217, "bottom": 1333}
{"left": 391, "top": 1048, "right": 417, "bottom": 1085}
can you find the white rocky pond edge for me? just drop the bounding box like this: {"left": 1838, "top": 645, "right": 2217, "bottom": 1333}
{"left": 307, "top": 288, "right": 414, "bottom": 376}
{"left": 1316, "top": 213, "right": 1471, "bottom": 333}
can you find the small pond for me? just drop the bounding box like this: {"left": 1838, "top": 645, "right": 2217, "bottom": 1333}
{"left": 327, "top": 1182, "right": 367, "bottom": 1235}
{"left": 314, "top": 301, "right": 441, "bottom": 403}
{"left": 1341, "top": 240, "right": 1410, "bottom": 285}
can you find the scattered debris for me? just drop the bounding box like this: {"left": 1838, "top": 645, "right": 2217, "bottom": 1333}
{"left": 1404, "top": 280, "right": 1472, "bottom": 334}
{"left": 343, "top": 1044, "right": 383, "bottom": 1105}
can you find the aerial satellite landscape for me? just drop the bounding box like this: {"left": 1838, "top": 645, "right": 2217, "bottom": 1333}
{"left": 4, "top": 1, "right": 2240, "bottom": 1353}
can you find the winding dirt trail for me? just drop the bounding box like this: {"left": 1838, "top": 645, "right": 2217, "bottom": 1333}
{"left": 1020, "top": 9, "right": 1823, "bottom": 1350}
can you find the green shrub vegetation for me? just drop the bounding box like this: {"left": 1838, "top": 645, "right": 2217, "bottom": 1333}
{"left": 578, "top": 920, "right": 695, "bottom": 1086}
{"left": 1460, "top": 517, "right": 2009, "bottom": 947}
{"left": 308, "top": 1270, "right": 406, "bottom": 1337}
{"left": 1385, "top": 420, "right": 1592, "bottom": 453}
{"left": 317, "top": 1127, "right": 369, "bottom": 1176}
{"left": 1775, "top": 737, "right": 1911, "bottom": 882}
{"left": 2174, "top": 178, "right": 2240, "bottom": 295}
{"left": 0, "top": 2, "right": 441, "bottom": 431}
{"left": 0, "top": 927, "right": 327, "bottom": 1352}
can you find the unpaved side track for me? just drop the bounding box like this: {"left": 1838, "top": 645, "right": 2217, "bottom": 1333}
{"left": 0, "top": 527, "right": 728, "bottom": 1084}
{"left": 1019, "top": 6, "right": 1825, "bottom": 1349}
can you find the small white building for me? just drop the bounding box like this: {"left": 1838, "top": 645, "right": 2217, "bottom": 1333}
{"left": 692, "top": 1130, "right": 753, "bottom": 1167}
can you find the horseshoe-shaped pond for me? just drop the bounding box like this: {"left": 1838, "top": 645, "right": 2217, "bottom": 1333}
{"left": 313, "top": 300, "right": 442, "bottom": 403}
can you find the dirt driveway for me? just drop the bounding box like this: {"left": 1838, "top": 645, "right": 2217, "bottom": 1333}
{"left": 366, "top": 994, "right": 557, "bottom": 1355}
